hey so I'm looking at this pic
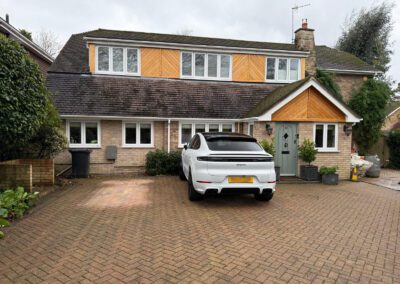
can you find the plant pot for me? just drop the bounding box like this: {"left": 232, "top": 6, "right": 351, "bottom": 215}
{"left": 300, "top": 165, "right": 319, "bottom": 181}
{"left": 321, "top": 173, "right": 339, "bottom": 185}
{"left": 365, "top": 155, "right": 381, "bottom": 178}
{"left": 274, "top": 166, "right": 280, "bottom": 181}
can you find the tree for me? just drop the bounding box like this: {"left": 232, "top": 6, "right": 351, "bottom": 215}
{"left": 19, "top": 29, "right": 32, "bottom": 41}
{"left": 0, "top": 34, "right": 65, "bottom": 160}
{"left": 349, "top": 79, "right": 393, "bottom": 154}
{"left": 33, "top": 29, "right": 62, "bottom": 57}
{"left": 316, "top": 69, "right": 342, "bottom": 101}
{"left": 336, "top": 2, "right": 394, "bottom": 74}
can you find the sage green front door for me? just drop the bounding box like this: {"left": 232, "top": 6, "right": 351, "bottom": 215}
{"left": 275, "top": 123, "right": 298, "bottom": 176}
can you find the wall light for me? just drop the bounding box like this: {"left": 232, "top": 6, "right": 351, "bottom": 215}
{"left": 265, "top": 123, "right": 273, "bottom": 136}
{"left": 343, "top": 124, "right": 352, "bottom": 136}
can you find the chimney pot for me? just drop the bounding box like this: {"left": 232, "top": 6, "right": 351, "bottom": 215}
{"left": 302, "top": 19, "right": 308, "bottom": 29}
{"left": 5, "top": 14, "right": 9, "bottom": 23}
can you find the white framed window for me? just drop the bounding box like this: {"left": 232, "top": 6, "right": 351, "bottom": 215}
{"left": 248, "top": 123, "right": 254, "bottom": 137}
{"left": 122, "top": 121, "right": 154, "bottom": 148}
{"left": 178, "top": 122, "right": 235, "bottom": 147}
{"left": 95, "top": 46, "right": 140, "bottom": 76}
{"left": 313, "top": 123, "right": 338, "bottom": 152}
{"left": 66, "top": 121, "right": 101, "bottom": 148}
{"left": 265, "top": 57, "right": 300, "bottom": 83}
{"left": 180, "top": 52, "right": 232, "bottom": 80}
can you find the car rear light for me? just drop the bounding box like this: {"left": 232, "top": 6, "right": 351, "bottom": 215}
{"left": 197, "top": 156, "right": 273, "bottom": 162}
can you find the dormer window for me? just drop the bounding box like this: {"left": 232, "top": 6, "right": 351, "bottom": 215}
{"left": 181, "top": 52, "right": 231, "bottom": 80}
{"left": 266, "top": 57, "right": 300, "bottom": 82}
{"left": 95, "top": 46, "right": 140, "bottom": 75}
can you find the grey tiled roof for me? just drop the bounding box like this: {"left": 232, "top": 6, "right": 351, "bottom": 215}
{"left": 316, "top": 45, "right": 378, "bottom": 73}
{"left": 48, "top": 73, "right": 281, "bottom": 119}
{"left": 49, "top": 29, "right": 378, "bottom": 75}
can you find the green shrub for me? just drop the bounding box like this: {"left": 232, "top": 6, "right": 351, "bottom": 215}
{"left": 145, "top": 150, "right": 181, "bottom": 176}
{"left": 298, "top": 139, "right": 318, "bottom": 165}
{"left": 0, "top": 217, "right": 10, "bottom": 239}
{"left": 316, "top": 69, "right": 342, "bottom": 101}
{"left": 387, "top": 129, "right": 400, "bottom": 168}
{"left": 0, "top": 187, "right": 39, "bottom": 220}
{"left": 349, "top": 79, "right": 393, "bottom": 154}
{"left": 260, "top": 139, "right": 275, "bottom": 156}
{"left": 319, "top": 166, "right": 338, "bottom": 175}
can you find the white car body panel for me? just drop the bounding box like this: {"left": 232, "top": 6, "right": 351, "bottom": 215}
{"left": 181, "top": 133, "right": 276, "bottom": 195}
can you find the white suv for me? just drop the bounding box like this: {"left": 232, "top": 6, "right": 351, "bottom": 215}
{"left": 179, "top": 132, "right": 276, "bottom": 201}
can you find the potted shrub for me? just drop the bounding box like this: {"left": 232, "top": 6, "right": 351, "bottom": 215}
{"left": 298, "top": 138, "right": 319, "bottom": 181}
{"left": 319, "top": 166, "right": 339, "bottom": 185}
{"left": 260, "top": 139, "right": 280, "bottom": 181}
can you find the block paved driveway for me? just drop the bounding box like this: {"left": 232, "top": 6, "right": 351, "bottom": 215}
{"left": 1, "top": 176, "right": 400, "bottom": 283}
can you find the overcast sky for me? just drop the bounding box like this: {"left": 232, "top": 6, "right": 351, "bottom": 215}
{"left": 1, "top": 0, "right": 399, "bottom": 84}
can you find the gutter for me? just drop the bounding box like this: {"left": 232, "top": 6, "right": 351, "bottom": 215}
{"left": 83, "top": 36, "right": 310, "bottom": 57}
{"left": 319, "top": 68, "right": 382, "bottom": 76}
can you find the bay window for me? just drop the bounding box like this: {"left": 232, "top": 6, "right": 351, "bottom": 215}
{"left": 67, "top": 121, "right": 100, "bottom": 148}
{"left": 179, "top": 122, "right": 235, "bottom": 146}
{"left": 181, "top": 52, "right": 232, "bottom": 80}
{"left": 123, "top": 122, "right": 154, "bottom": 147}
{"left": 96, "top": 46, "right": 140, "bottom": 75}
{"left": 314, "top": 123, "right": 338, "bottom": 152}
{"left": 266, "top": 57, "right": 300, "bottom": 82}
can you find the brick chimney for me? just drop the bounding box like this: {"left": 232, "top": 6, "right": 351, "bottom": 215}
{"left": 295, "top": 19, "right": 316, "bottom": 76}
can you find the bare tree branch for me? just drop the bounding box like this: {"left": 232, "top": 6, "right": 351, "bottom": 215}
{"left": 33, "top": 29, "right": 62, "bottom": 57}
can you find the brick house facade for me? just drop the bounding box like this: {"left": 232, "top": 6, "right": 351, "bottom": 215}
{"left": 49, "top": 21, "right": 378, "bottom": 179}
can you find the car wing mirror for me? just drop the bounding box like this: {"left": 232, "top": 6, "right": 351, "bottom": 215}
{"left": 183, "top": 144, "right": 188, "bottom": 150}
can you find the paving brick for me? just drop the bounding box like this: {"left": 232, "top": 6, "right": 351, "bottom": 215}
{"left": 0, "top": 176, "right": 399, "bottom": 283}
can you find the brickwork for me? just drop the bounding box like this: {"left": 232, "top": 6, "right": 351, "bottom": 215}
{"left": 382, "top": 108, "right": 400, "bottom": 131}
{"left": 0, "top": 164, "right": 32, "bottom": 192}
{"left": 334, "top": 74, "right": 367, "bottom": 103}
{"left": 55, "top": 120, "right": 167, "bottom": 174}
{"left": 298, "top": 122, "right": 352, "bottom": 179}
{"left": 0, "top": 176, "right": 399, "bottom": 283}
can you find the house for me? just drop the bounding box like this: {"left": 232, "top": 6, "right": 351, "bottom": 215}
{"left": 0, "top": 14, "right": 53, "bottom": 75}
{"left": 48, "top": 21, "right": 378, "bottom": 179}
{"left": 383, "top": 101, "right": 400, "bottom": 131}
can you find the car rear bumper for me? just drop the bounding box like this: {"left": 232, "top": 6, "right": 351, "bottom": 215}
{"left": 193, "top": 180, "right": 276, "bottom": 195}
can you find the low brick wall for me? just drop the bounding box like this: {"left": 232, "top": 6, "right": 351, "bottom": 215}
{"left": 0, "top": 159, "right": 54, "bottom": 191}
{"left": 0, "top": 164, "right": 32, "bottom": 192}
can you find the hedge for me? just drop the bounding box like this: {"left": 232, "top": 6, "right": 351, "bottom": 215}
{"left": 387, "top": 130, "right": 400, "bottom": 168}
{"left": 145, "top": 150, "right": 181, "bottom": 176}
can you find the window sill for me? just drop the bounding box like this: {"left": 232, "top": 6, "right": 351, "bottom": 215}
{"left": 316, "top": 149, "right": 340, "bottom": 153}
{"left": 95, "top": 71, "right": 141, "bottom": 76}
{"left": 265, "top": 79, "right": 299, "bottom": 84}
{"left": 121, "top": 145, "right": 155, "bottom": 149}
{"left": 180, "top": 76, "right": 232, "bottom": 81}
{"left": 69, "top": 145, "right": 101, "bottom": 149}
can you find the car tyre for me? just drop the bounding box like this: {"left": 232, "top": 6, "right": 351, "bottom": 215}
{"left": 188, "top": 171, "right": 203, "bottom": 201}
{"left": 255, "top": 191, "right": 274, "bottom": 201}
{"left": 179, "top": 163, "right": 186, "bottom": 181}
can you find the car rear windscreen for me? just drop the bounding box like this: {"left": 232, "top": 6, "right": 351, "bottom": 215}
{"left": 206, "top": 137, "right": 262, "bottom": 151}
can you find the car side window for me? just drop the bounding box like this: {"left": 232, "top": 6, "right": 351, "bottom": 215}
{"left": 189, "top": 135, "right": 201, "bottom": 150}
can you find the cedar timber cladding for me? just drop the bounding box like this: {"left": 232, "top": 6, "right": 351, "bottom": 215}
{"left": 89, "top": 43, "right": 96, "bottom": 73}
{"left": 232, "top": 54, "right": 265, "bottom": 82}
{"left": 141, "top": 48, "right": 180, "bottom": 78}
{"left": 272, "top": 86, "right": 346, "bottom": 122}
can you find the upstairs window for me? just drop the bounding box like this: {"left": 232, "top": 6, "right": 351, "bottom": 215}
{"left": 266, "top": 57, "right": 300, "bottom": 82}
{"left": 181, "top": 52, "right": 231, "bottom": 80}
{"left": 96, "top": 46, "right": 140, "bottom": 75}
